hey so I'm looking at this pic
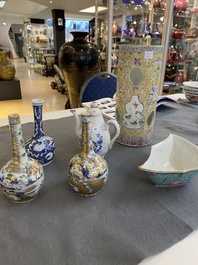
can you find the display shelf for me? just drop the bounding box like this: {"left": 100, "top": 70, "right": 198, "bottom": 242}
{"left": 98, "top": 0, "right": 167, "bottom": 72}
{"left": 165, "top": 0, "right": 198, "bottom": 88}
{"left": 111, "top": 2, "right": 166, "bottom": 43}
{"left": 23, "top": 23, "right": 54, "bottom": 71}
{"left": 34, "top": 48, "right": 55, "bottom": 75}
{"left": 102, "top": 1, "right": 167, "bottom": 74}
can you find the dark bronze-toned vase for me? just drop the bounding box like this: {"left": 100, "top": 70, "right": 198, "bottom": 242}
{"left": 59, "top": 31, "right": 101, "bottom": 109}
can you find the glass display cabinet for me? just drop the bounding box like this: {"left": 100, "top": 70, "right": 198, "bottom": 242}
{"left": 111, "top": 0, "right": 166, "bottom": 45}
{"left": 98, "top": 0, "right": 170, "bottom": 75}
{"left": 34, "top": 47, "right": 55, "bottom": 75}
{"left": 164, "top": 0, "right": 198, "bottom": 93}
{"left": 23, "top": 23, "right": 54, "bottom": 72}
{"left": 98, "top": 0, "right": 197, "bottom": 94}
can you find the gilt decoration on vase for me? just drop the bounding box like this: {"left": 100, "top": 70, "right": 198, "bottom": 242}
{"left": 67, "top": 112, "right": 108, "bottom": 197}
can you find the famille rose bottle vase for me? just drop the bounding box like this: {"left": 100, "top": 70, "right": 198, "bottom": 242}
{"left": 25, "top": 99, "right": 55, "bottom": 166}
{"left": 67, "top": 112, "right": 108, "bottom": 197}
{"left": 0, "top": 114, "right": 44, "bottom": 203}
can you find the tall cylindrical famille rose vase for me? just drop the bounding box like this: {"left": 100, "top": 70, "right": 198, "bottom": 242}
{"left": 115, "top": 45, "right": 164, "bottom": 146}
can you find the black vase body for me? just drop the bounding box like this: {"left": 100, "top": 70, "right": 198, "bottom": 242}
{"left": 59, "top": 31, "right": 101, "bottom": 108}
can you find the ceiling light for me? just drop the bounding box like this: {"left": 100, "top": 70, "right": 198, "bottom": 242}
{"left": 79, "top": 6, "right": 107, "bottom": 13}
{"left": 2, "top": 21, "right": 7, "bottom": 26}
{"left": 0, "top": 1, "right": 6, "bottom": 8}
{"left": 50, "top": 1, "right": 52, "bottom": 3}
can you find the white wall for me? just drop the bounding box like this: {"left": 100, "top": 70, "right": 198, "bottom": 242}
{"left": 11, "top": 24, "right": 24, "bottom": 34}
{"left": 0, "top": 24, "right": 18, "bottom": 58}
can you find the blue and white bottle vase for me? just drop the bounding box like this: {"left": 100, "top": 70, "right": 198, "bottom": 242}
{"left": 25, "top": 99, "right": 56, "bottom": 166}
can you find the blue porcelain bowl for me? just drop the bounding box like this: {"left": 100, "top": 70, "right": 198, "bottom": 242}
{"left": 139, "top": 134, "right": 198, "bottom": 187}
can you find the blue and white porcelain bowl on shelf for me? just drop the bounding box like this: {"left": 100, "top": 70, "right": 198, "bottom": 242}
{"left": 139, "top": 134, "right": 198, "bottom": 187}
{"left": 183, "top": 81, "right": 198, "bottom": 102}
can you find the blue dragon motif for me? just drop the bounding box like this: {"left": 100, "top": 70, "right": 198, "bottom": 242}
{"left": 93, "top": 134, "right": 103, "bottom": 154}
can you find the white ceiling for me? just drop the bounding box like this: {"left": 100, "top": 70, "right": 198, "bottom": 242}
{"left": 0, "top": 0, "right": 106, "bottom": 24}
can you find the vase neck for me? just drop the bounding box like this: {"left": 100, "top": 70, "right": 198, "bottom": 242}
{"left": 33, "top": 104, "right": 45, "bottom": 137}
{"left": 9, "top": 115, "right": 28, "bottom": 164}
{"left": 0, "top": 51, "right": 7, "bottom": 64}
{"left": 71, "top": 31, "right": 88, "bottom": 41}
{"left": 80, "top": 113, "right": 95, "bottom": 159}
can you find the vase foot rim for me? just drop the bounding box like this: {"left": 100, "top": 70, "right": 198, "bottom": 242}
{"left": 8, "top": 195, "right": 39, "bottom": 204}
{"left": 116, "top": 140, "right": 151, "bottom": 147}
{"left": 75, "top": 191, "right": 101, "bottom": 197}
{"left": 42, "top": 160, "right": 53, "bottom": 166}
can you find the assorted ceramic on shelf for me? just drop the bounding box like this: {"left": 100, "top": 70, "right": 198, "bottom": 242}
{"left": 0, "top": 114, "right": 44, "bottom": 203}
{"left": 189, "top": 7, "right": 198, "bottom": 14}
{"left": 174, "top": 69, "right": 185, "bottom": 85}
{"left": 171, "top": 29, "right": 186, "bottom": 40}
{"left": 166, "top": 46, "right": 198, "bottom": 66}
{"left": 139, "top": 134, "right": 198, "bottom": 187}
{"left": 183, "top": 81, "right": 198, "bottom": 90}
{"left": 166, "top": 47, "right": 182, "bottom": 64}
{"left": 71, "top": 102, "right": 120, "bottom": 156}
{"left": 153, "top": 0, "right": 161, "bottom": 8}
{"left": 186, "top": 27, "right": 198, "bottom": 39}
{"left": 183, "top": 81, "right": 198, "bottom": 103}
{"left": 67, "top": 112, "right": 108, "bottom": 196}
{"left": 174, "top": 0, "right": 190, "bottom": 11}
{"left": 112, "top": 21, "right": 118, "bottom": 35}
{"left": 25, "top": 99, "right": 56, "bottom": 166}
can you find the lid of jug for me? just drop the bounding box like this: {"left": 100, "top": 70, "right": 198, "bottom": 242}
{"left": 88, "top": 101, "right": 102, "bottom": 117}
